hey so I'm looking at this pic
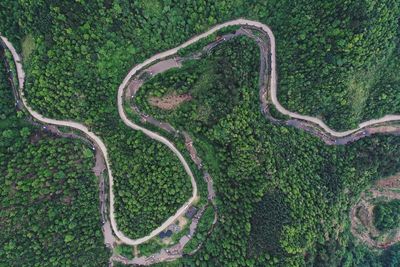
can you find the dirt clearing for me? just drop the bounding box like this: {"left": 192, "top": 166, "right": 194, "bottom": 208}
{"left": 177, "top": 216, "right": 188, "bottom": 229}
{"left": 350, "top": 173, "right": 400, "bottom": 248}
{"left": 149, "top": 93, "right": 192, "bottom": 110}
{"left": 376, "top": 174, "right": 400, "bottom": 188}
{"left": 126, "top": 80, "right": 144, "bottom": 99}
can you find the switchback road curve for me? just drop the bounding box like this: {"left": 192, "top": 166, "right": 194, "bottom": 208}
{"left": 2, "top": 18, "right": 400, "bottom": 248}
{"left": 0, "top": 36, "right": 197, "bottom": 246}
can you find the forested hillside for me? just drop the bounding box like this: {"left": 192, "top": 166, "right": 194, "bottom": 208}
{"left": 136, "top": 36, "right": 400, "bottom": 266}
{"left": 113, "top": 131, "right": 192, "bottom": 238}
{"left": 1, "top": 0, "right": 400, "bottom": 266}
{"left": 0, "top": 57, "right": 109, "bottom": 266}
{"left": 1, "top": 1, "right": 398, "bottom": 131}
{"left": 1, "top": 1, "right": 196, "bottom": 238}
{"left": 274, "top": 1, "right": 400, "bottom": 130}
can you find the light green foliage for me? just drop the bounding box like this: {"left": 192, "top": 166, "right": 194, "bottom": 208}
{"left": 1, "top": 0, "right": 400, "bottom": 266}
{"left": 275, "top": 0, "right": 400, "bottom": 130}
{"left": 115, "top": 244, "right": 134, "bottom": 259}
{"left": 139, "top": 238, "right": 166, "bottom": 257}
{"left": 136, "top": 34, "right": 400, "bottom": 266}
{"left": 21, "top": 34, "right": 35, "bottom": 61}
{"left": 113, "top": 133, "right": 191, "bottom": 238}
{"left": 183, "top": 205, "right": 214, "bottom": 254}
{"left": 0, "top": 64, "right": 109, "bottom": 266}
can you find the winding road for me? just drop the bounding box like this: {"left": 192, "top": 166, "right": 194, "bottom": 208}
{"left": 0, "top": 36, "right": 196, "bottom": 246}
{"left": 2, "top": 18, "right": 400, "bottom": 249}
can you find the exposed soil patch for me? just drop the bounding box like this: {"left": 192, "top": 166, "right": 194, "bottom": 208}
{"left": 162, "top": 237, "right": 173, "bottom": 245}
{"left": 356, "top": 204, "right": 371, "bottom": 227}
{"left": 62, "top": 195, "right": 74, "bottom": 205}
{"left": 376, "top": 174, "right": 400, "bottom": 188}
{"left": 146, "top": 58, "right": 181, "bottom": 76}
{"left": 126, "top": 80, "right": 144, "bottom": 99}
{"left": 148, "top": 93, "right": 192, "bottom": 110}
{"left": 177, "top": 216, "right": 188, "bottom": 229}
{"left": 93, "top": 145, "right": 106, "bottom": 176}
{"left": 350, "top": 174, "right": 400, "bottom": 248}
{"left": 30, "top": 131, "right": 46, "bottom": 144}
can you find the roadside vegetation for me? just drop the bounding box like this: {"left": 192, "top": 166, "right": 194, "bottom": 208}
{"left": 183, "top": 206, "right": 215, "bottom": 254}
{"left": 135, "top": 35, "right": 400, "bottom": 266}
{"left": 1, "top": 1, "right": 196, "bottom": 240}
{"left": 139, "top": 238, "right": 166, "bottom": 257}
{"left": 275, "top": 1, "right": 400, "bottom": 130}
{"left": 113, "top": 133, "right": 192, "bottom": 239}
{"left": 1, "top": 1, "right": 400, "bottom": 266}
{"left": 114, "top": 244, "right": 134, "bottom": 260}
{"left": 0, "top": 57, "right": 109, "bottom": 266}
{"left": 136, "top": 36, "right": 259, "bottom": 133}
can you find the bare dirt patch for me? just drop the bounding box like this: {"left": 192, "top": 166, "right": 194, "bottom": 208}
{"left": 161, "top": 237, "right": 173, "bottom": 245}
{"left": 30, "top": 131, "right": 46, "bottom": 144}
{"left": 146, "top": 58, "right": 181, "bottom": 76}
{"left": 62, "top": 195, "right": 74, "bottom": 205}
{"left": 376, "top": 174, "right": 400, "bottom": 188}
{"left": 356, "top": 203, "right": 371, "bottom": 227}
{"left": 126, "top": 80, "right": 144, "bottom": 99}
{"left": 148, "top": 93, "right": 192, "bottom": 110}
{"left": 93, "top": 145, "right": 106, "bottom": 176}
{"left": 350, "top": 173, "right": 400, "bottom": 248}
{"left": 177, "top": 216, "right": 188, "bottom": 229}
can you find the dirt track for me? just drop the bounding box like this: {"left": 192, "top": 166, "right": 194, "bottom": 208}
{"left": 0, "top": 35, "right": 197, "bottom": 246}
{"left": 2, "top": 18, "right": 400, "bottom": 252}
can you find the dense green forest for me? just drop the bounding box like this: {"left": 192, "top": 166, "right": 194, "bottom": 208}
{"left": 135, "top": 36, "right": 400, "bottom": 266}
{"left": 1, "top": 1, "right": 198, "bottom": 236}
{"left": 0, "top": 58, "right": 109, "bottom": 266}
{"left": 136, "top": 36, "right": 259, "bottom": 133}
{"left": 374, "top": 200, "right": 400, "bottom": 232}
{"left": 275, "top": 1, "right": 400, "bottom": 130}
{"left": 1, "top": 0, "right": 400, "bottom": 266}
{"left": 1, "top": 1, "right": 398, "bottom": 131}
{"left": 113, "top": 133, "right": 191, "bottom": 238}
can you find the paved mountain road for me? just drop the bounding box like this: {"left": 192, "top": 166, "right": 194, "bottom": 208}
{"left": 2, "top": 18, "right": 400, "bottom": 248}
{"left": 0, "top": 35, "right": 196, "bottom": 246}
